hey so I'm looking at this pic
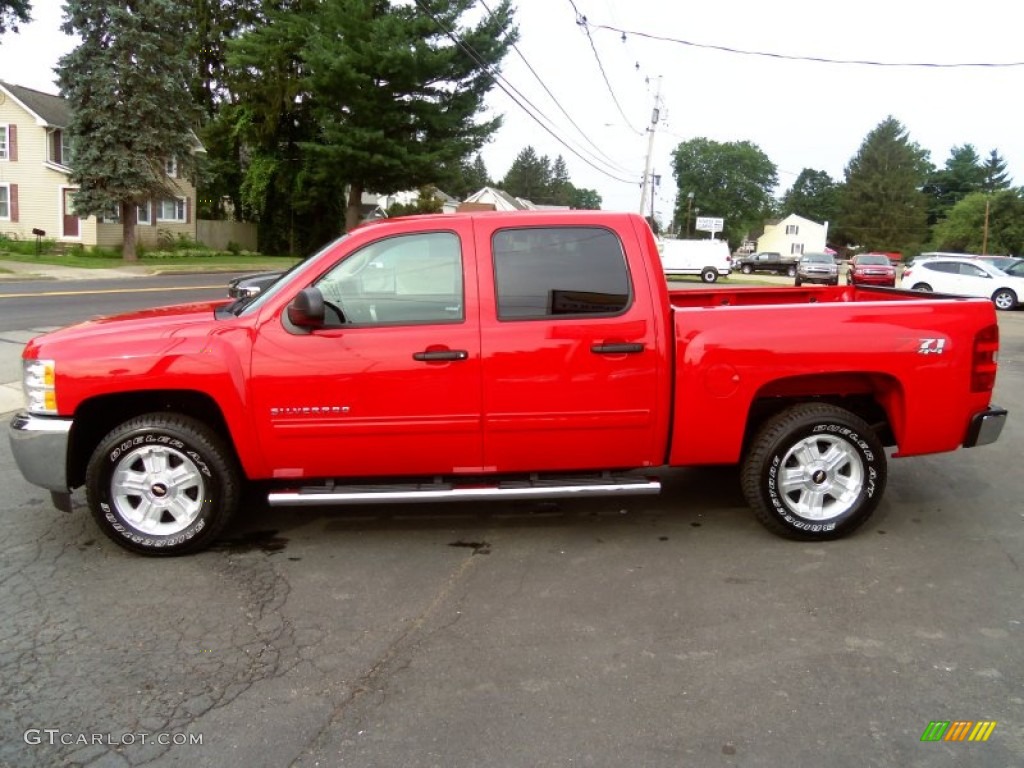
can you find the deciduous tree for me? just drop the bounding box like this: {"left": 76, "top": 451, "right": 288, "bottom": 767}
{"left": 932, "top": 190, "right": 1024, "bottom": 255}
{"left": 781, "top": 168, "right": 839, "bottom": 226}
{"left": 670, "top": 138, "right": 778, "bottom": 248}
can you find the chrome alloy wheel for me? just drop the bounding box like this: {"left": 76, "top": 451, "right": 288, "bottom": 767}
{"left": 111, "top": 445, "right": 205, "bottom": 535}
{"left": 777, "top": 435, "right": 864, "bottom": 521}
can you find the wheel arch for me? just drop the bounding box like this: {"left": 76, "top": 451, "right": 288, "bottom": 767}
{"left": 742, "top": 372, "right": 905, "bottom": 455}
{"left": 67, "top": 390, "right": 246, "bottom": 489}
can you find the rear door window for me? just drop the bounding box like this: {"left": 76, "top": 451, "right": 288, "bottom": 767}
{"left": 491, "top": 227, "right": 631, "bottom": 320}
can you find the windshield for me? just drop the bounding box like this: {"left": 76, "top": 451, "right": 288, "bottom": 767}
{"left": 858, "top": 255, "right": 890, "bottom": 266}
{"left": 802, "top": 253, "right": 831, "bottom": 263}
{"left": 1005, "top": 260, "right": 1024, "bottom": 278}
{"left": 232, "top": 235, "right": 349, "bottom": 316}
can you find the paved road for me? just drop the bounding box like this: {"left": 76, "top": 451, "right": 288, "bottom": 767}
{"left": 1, "top": 268, "right": 1022, "bottom": 765}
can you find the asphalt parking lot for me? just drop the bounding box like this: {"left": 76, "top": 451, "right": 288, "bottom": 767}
{"left": 1, "top": 299, "right": 1022, "bottom": 767}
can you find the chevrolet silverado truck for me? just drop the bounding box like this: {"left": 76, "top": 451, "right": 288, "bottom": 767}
{"left": 9, "top": 211, "right": 1007, "bottom": 555}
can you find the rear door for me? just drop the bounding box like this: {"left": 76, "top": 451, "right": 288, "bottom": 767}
{"left": 474, "top": 220, "right": 663, "bottom": 472}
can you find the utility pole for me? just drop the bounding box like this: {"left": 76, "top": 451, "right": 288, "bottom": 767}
{"left": 982, "top": 197, "right": 991, "bottom": 255}
{"left": 639, "top": 75, "right": 662, "bottom": 217}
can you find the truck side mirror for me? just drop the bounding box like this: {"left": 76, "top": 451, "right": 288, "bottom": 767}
{"left": 287, "top": 287, "right": 326, "bottom": 328}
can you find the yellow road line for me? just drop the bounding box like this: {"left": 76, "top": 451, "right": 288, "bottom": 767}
{"left": 0, "top": 285, "right": 226, "bottom": 299}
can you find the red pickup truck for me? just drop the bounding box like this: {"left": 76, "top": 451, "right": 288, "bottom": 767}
{"left": 9, "top": 211, "right": 1006, "bottom": 555}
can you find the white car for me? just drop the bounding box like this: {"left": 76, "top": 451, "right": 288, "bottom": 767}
{"left": 901, "top": 256, "right": 1024, "bottom": 310}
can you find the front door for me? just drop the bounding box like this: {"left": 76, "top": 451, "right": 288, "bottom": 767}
{"left": 61, "top": 188, "right": 78, "bottom": 238}
{"left": 249, "top": 229, "right": 484, "bottom": 479}
{"left": 475, "top": 222, "right": 662, "bottom": 472}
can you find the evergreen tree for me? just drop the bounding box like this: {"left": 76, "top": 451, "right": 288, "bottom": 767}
{"left": 549, "top": 155, "right": 572, "bottom": 206}
{"left": 981, "top": 149, "right": 1012, "bottom": 192}
{"left": 58, "top": 0, "right": 199, "bottom": 261}
{"left": 303, "top": 0, "right": 516, "bottom": 231}
{"left": 922, "top": 144, "right": 985, "bottom": 226}
{"left": 0, "top": 0, "right": 30, "bottom": 35}
{"left": 501, "top": 146, "right": 551, "bottom": 202}
{"left": 467, "top": 154, "right": 491, "bottom": 192}
{"left": 226, "top": 0, "right": 343, "bottom": 253}
{"left": 838, "top": 116, "right": 932, "bottom": 252}
{"left": 781, "top": 168, "right": 839, "bottom": 226}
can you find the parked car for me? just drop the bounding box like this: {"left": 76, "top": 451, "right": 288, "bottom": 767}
{"left": 9, "top": 211, "right": 1006, "bottom": 555}
{"left": 975, "top": 255, "right": 1022, "bottom": 272}
{"left": 794, "top": 252, "right": 839, "bottom": 286}
{"left": 901, "top": 256, "right": 1024, "bottom": 310}
{"left": 846, "top": 253, "right": 897, "bottom": 287}
{"left": 734, "top": 251, "right": 798, "bottom": 276}
{"left": 228, "top": 270, "right": 286, "bottom": 299}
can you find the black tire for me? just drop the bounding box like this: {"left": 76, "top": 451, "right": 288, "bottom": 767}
{"left": 741, "top": 404, "right": 886, "bottom": 540}
{"left": 794, "top": 277, "right": 802, "bottom": 287}
{"left": 786, "top": 265, "right": 796, "bottom": 277}
{"left": 845, "top": 274, "right": 853, "bottom": 285}
{"left": 830, "top": 278, "right": 839, "bottom": 286}
{"left": 741, "top": 264, "right": 753, "bottom": 274}
{"left": 912, "top": 283, "right": 932, "bottom": 292}
{"left": 85, "top": 413, "right": 241, "bottom": 556}
{"left": 992, "top": 288, "right": 1017, "bottom": 311}
{"left": 701, "top": 267, "right": 718, "bottom": 283}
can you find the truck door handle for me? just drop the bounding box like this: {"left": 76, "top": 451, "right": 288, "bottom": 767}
{"left": 413, "top": 349, "right": 469, "bottom": 362}
{"left": 591, "top": 342, "right": 645, "bottom": 355}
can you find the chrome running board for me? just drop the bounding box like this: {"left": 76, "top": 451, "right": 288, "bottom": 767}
{"left": 267, "top": 474, "right": 661, "bottom": 507}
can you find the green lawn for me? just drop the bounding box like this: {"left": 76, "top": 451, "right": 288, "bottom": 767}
{"left": 0, "top": 250, "right": 299, "bottom": 271}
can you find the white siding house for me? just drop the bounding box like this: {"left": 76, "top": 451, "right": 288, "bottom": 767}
{"left": 0, "top": 81, "right": 201, "bottom": 249}
{"left": 756, "top": 214, "right": 829, "bottom": 257}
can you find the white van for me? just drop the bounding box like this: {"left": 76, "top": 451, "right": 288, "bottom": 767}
{"left": 658, "top": 238, "right": 732, "bottom": 283}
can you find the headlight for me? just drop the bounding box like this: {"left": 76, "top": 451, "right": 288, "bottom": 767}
{"left": 24, "top": 359, "right": 57, "bottom": 414}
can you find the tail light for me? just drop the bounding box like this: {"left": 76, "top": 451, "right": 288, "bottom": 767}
{"left": 903, "top": 267, "right": 913, "bottom": 279}
{"left": 972, "top": 323, "right": 999, "bottom": 392}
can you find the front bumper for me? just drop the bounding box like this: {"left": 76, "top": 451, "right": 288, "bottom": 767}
{"left": 963, "top": 406, "right": 1007, "bottom": 448}
{"left": 9, "top": 411, "right": 73, "bottom": 493}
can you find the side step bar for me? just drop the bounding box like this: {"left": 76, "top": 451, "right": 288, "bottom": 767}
{"left": 267, "top": 474, "right": 661, "bottom": 507}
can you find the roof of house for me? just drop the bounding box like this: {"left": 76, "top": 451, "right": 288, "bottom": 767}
{"left": 464, "top": 186, "right": 533, "bottom": 211}
{"left": 0, "top": 81, "right": 71, "bottom": 127}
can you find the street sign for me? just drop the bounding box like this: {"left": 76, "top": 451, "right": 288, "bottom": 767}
{"left": 695, "top": 216, "right": 724, "bottom": 239}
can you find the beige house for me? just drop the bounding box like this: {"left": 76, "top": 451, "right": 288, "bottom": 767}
{"left": 756, "top": 214, "right": 829, "bottom": 257}
{"left": 0, "top": 81, "right": 200, "bottom": 249}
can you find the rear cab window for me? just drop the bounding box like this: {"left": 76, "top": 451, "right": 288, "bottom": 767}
{"left": 491, "top": 226, "right": 632, "bottom": 320}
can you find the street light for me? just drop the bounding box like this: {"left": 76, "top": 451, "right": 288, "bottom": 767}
{"left": 685, "top": 192, "right": 694, "bottom": 239}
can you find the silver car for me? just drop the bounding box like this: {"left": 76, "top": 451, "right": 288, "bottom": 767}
{"left": 794, "top": 252, "right": 839, "bottom": 286}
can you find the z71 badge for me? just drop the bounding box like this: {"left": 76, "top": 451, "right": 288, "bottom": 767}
{"left": 918, "top": 338, "right": 947, "bottom": 355}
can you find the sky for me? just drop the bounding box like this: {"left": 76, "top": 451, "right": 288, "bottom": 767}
{"left": 3, "top": 0, "right": 1023, "bottom": 227}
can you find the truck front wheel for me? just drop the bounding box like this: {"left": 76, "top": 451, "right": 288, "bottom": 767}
{"left": 741, "top": 264, "right": 753, "bottom": 274}
{"left": 85, "top": 413, "right": 240, "bottom": 556}
{"left": 741, "top": 404, "right": 886, "bottom": 540}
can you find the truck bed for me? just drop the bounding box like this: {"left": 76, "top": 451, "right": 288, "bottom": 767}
{"left": 667, "top": 284, "right": 937, "bottom": 308}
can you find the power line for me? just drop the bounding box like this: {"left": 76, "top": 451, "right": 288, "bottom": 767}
{"left": 586, "top": 22, "right": 1024, "bottom": 68}
{"left": 565, "top": 0, "right": 644, "bottom": 134}
{"left": 412, "top": 0, "right": 639, "bottom": 185}
{"left": 476, "top": 0, "right": 634, "bottom": 175}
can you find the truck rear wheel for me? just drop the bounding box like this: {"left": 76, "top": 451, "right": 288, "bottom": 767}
{"left": 741, "top": 404, "right": 886, "bottom": 540}
{"left": 85, "top": 413, "right": 240, "bottom": 556}
{"left": 701, "top": 267, "right": 718, "bottom": 283}
{"left": 786, "top": 265, "right": 796, "bottom": 277}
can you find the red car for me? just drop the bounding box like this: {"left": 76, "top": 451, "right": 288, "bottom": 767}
{"left": 847, "top": 253, "right": 897, "bottom": 286}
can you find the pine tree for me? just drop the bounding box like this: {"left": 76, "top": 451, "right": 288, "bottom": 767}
{"left": 838, "top": 117, "right": 932, "bottom": 252}
{"left": 922, "top": 144, "right": 985, "bottom": 225}
{"left": 549, "top": 156, "right": 572, "bottom": 206}
{"left": 302, "top": 0, "right": 516, "bottom": 231}
{"left": 981, "top": 149, "right": 1011, "bottom": 192}
{"left": 57, "top": 0, "right": 199, "bottom": 261}
{"left": 501, "top": 146, "right": 551, "bottom": 203}
{"left": 0, "top": 0, "right": 30, "bottom": 35}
